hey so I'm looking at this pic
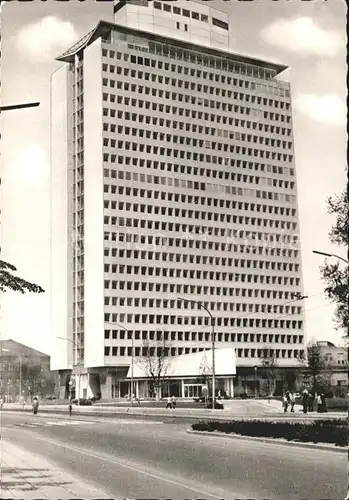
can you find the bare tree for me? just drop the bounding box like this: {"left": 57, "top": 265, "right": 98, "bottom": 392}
{"left": 137, "top": 337, "right": 171, "bottom": 401}
{"left": 198, "top": 352, "right": 212, "bottom": 385}
{"left": 259, "top": 346, "right": 278, "bottom": 397}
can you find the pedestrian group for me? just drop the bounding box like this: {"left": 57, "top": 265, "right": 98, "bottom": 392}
{"left": 166, "top": 396, "right": 177, "bottom": 409}
{"left": 282, "top": 389, "right": 327, "bottom": 413}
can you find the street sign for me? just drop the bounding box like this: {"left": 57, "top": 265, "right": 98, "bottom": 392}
{"left": 68, "top": 381, "right": 73, "bottom": 386}
{"left": 202, "top": 385, "right": 208, "bottom": 397}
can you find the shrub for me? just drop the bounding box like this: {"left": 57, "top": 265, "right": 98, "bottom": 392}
{"left": 191, "top": 419, "right": 348, "bottom": 447}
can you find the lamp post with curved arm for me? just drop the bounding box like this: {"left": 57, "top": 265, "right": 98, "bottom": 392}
{"left": 57, "top": 337, "right": 81, "bottom": 406}
{"left": 312, "top": 250, "right": 348, "bottom": 265}
{"left": 178, "top": 297, "right": 216, "bottom": 409}
{"left": 105, "top": 322, "right": 134, "bottom": 405}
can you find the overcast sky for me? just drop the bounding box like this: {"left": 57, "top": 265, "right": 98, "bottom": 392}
{"left": 0, "top": 0, "right": 346, "bottom": 354}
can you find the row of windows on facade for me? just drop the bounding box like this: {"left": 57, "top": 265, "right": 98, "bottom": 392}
{"left": 153, "top": 1, "right": 225, "bottom": 29}
{"left": 100, "top": 69, "right": 290, "bottom": 112}
{"left": 101, "top": 42, "right": 286, "bottom": 86}
{"left": 102, "top": 97, "right": 292, "bottom": 126}
{"left": 102, "top": 241, "right": 300, "bottom": 260}
{"left": 103, "top": 129, "right": 293, "bottom": 152}
{"left": 103, "top": 268, "right": 301, "bottom": 286}
{"left": 103, "top": 345, "right": 304, "bottom": 358}
{"left": 101, "top": 163, "right": 294, "bottom": 186}
{"left": 0, "top": 378, "right": 47, "bottom": 387}
{"left": 102, "top": 200, "right": 297, "bottom": 226}
{"left": 101, "top": 145, "right": 294, "bottom": 168}
{"left": 102, "top": 208, "right": 297, "bottom": 232}
{"left": 102, "top": 218, "right": 298, "bottom": 242}
{"left": 101, "top": 231, "right": 300, "bottom": 253}
{"left": 102, "top": 262, "right": 301, "bottom": 283}
{"left": 103, "top": 255, "right": 300, "bottom": 273}
{"left": 103, "top": 183, "right": 297, "bottom": 206}
{"left": 101, "top": 280, "right": 301, "bottom": 299}
{"left": 103, "top": 330, "right": 304, "bottom": 344}
{"left": 102, "top": 312, "right": 303, "bottom": 329}
{"left": 102, "top": 119, "right": 293, "bottom": 149}
{"left": 102, "top": 297, "right": 302, "bottom": 317}
{"left": 103, "top": 168, "right": 295, "bottom": 193}
{"left": 73, "top": 213, "right": 300, "bottom": 245}
{"left": 101, "top": 122, "right": 292, "bottom": 149}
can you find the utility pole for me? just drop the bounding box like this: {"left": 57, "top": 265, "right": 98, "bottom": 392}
{"left": 178, "top": 297, "right": 216, "bottom": 409}
{"left": 57, "top": 337, "right": 81, "bottom": 406}
{"left": 106, "top": 322, "right": 134, "bottom": 406}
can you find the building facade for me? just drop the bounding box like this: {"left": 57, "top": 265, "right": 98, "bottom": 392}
{"left": 0, "top": 339, "right": 55, "bottom": 402}
{"left": 317, "top": 341, "right": 348, "bottom": 395}
{"left": 51, "top": 0, "right": 306, "bottom": 399}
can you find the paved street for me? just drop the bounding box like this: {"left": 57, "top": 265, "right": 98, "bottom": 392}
{"left": 0, "top": 411, "right": 346, "bottom": 499}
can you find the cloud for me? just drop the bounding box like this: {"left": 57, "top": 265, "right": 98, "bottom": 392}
{"left": 261, "top": 17, "right": 343, "bottom": 57}
{"left": 294, "top": 94, "right": 346, "bottom": 126}
{"left": 16, "top": 16, "right": 78, "bottom": 61}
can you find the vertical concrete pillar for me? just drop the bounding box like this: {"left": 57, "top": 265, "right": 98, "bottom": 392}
{"left": 229, "top": 378, "right": 234, "bottom": 398}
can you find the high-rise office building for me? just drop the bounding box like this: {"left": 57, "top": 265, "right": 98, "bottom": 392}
{"left": 51, "top": 0, "right": 306, "bottom": 399}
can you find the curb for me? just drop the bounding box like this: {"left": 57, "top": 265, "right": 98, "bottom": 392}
{"left": 186, "top": 429, "right": 348, "bottom": 454}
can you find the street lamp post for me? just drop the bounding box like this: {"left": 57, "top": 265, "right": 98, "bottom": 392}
{"left": 105, "top": 322, "right": 134, "bottom": 406}
{"left": 254, "top": 366, "right": 258, "bottom": 398}
{"left": 0, "top": 102, "right": 40, "bottom": 112}
{"left": 57, "top": 337, "right": 81, "bottom": 406}
{"left": 178, "top": 297, "right": 216, "bottom": 410}
{"left": 312, "top": 250, "right": 348, "bottom": 265}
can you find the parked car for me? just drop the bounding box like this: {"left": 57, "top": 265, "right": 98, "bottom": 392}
{"left": 89, "top": 395, "right": 101, "bottom": 402}
{"left": 72, "top": 398, "right": 92, "bottom": 406}
{"left": 45, "top": 395, "right": 56, "bottom": 400}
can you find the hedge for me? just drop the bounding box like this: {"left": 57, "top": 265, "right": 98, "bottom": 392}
{"left": 191, "top": 419, "right": 348, "bottom": 447}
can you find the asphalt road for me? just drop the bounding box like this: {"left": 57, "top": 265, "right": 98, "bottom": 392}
{"left": 1, "top": 412, "right": 346, "bottom": 500}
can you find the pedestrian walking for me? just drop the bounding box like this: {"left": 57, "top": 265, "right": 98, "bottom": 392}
{"left": 282, "top": 393, "right": 288, "bottom": 412}
{"left": 308, "top": 392, "right": 314, "bottom": 412}
{"left": 166, "top": 396, "right": 172, "bottom": 409}
{"left": 302, "top": 389, "right": 308, "bottom": 414}
{"left": 0, "top": 397, "right": 3, "bottom": 411}
{"left": 317, "top": 393, "right": 327, "bottom": 413}
{"left": 171, "top": 395, "right": 177, "bottom": 409}
{"left": 32, "top": 397, "right": 39, "bottom": 415}
{"left": 321, "top": 394, "right": 328, "bottom": 413}
{"left": 289, "top": 392, "right": 295, "bottom": 413}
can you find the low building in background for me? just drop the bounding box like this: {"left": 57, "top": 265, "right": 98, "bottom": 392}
{"left": 317, "top": 341, "right": 348, "bottom": 396}
{"left": 0, "top": 339, "right": 55, "bottom": 402}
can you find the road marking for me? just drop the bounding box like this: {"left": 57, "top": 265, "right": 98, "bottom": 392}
{"left": 34, "top": 434, "right": 237, "bottom": 500}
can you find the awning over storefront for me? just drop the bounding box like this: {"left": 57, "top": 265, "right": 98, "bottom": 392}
{"left": 126, "top": 347, "right": 236, "bottom": 379}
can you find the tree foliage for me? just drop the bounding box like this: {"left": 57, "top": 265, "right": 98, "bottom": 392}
{"left": 137, "top": 337, "right": 171, "bottom": 400}
{"left": 0, "top": 260, "right": 44, "bottom": 294}
{"left": 259, "top": 346, "right": 278, "bottom": 396}
{"left": 301, "top": 343, "right": 332, "bottom": 393}
{"left": 319, "top": 190, "right": 348, "bottom": 333}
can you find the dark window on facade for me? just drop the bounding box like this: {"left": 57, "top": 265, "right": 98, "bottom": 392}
{"left": 212, "top": 18, "right": 229, "bottom": 30}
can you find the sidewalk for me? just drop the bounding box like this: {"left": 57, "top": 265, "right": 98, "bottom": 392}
{"left": 2, "top": 404, "right": 345, "bottom": 422}
{"left": 0, "top": 440, "right": 112, "bottom": 499}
